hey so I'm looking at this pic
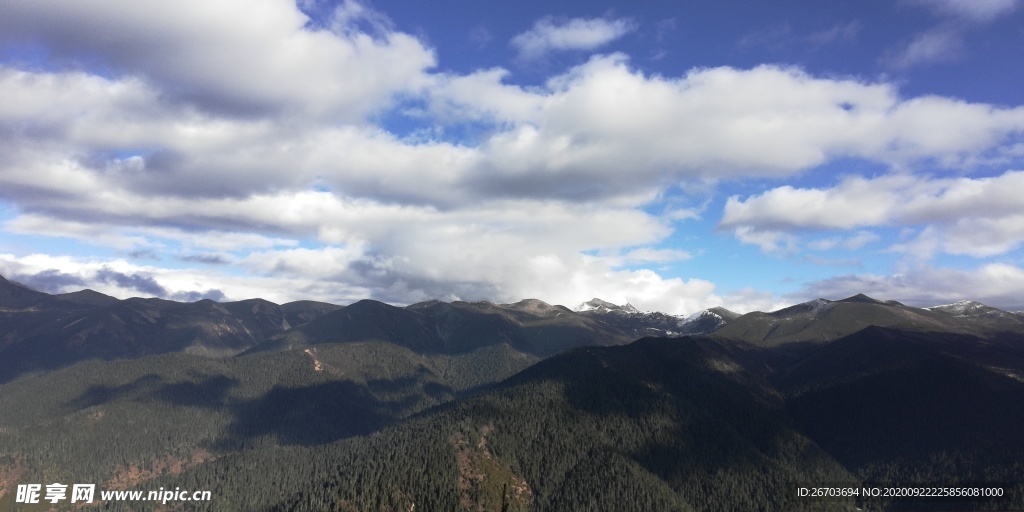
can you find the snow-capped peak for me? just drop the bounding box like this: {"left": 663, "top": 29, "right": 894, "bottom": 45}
{"left": 681, "top": 309, "right": 722, "bottom": 325}
{"left": 575, "top": 298, "right": 640, "bottom": 314}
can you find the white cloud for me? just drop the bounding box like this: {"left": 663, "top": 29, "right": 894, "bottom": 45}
{"left": 885, "top": 27, "right": 963, "bottom": 68}
{"left": 733, "top": 227, "right": 798, "bottom": 255}
{"left": 722, "top": 171, "right": 1024, "bottom": 257}
{"left": 510, "top": 16, "right": 636, "bottom": 60}
{"left": 808, "top": 20, "right": 861, "bottom": 44}
{"left": 722, "top": 171, "right": 1024, "bottom": 230}
{"left": 736, "top": 25, "right": 793, "bottom": 51}
{"left": 529, "top": 257, "right": 721, "bottom": 315}
{"left": 885, "top": 220, "right": 1024, "bottom": 261}
{"left": 618, "top": 247, "right": 693, "bottom": 264}
{"left": 721, "top": 177, "right": 901, "bottom": 230}
{"left": 0, "top": 0, "right": 435, "bottom": 120}
{"left": 914, "top": 0, "right": 1020, "bottom": 22}
{"left": 888, "top": 0, "right": 1019, "bottom": 68}
{"left": 5, "top": 57, "right": 1024, "bottom": 216}
{"left": 722, "top": 287, "right": 793, "bottom": 314}
{"left": 919, "top": 215, "right": 1024, "bottom": 257}
{"left": 435, "top": 57, "right": 1024, "bottom": 194}
{"left": 807, "top": 231, "right": 880, "bottom": 251}
{"left": 429, "top": 68, "right": 543, "bottom": 123}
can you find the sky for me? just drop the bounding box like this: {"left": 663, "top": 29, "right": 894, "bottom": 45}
{"left": 1, "top": 0, "right": 1023, "bottom": 314}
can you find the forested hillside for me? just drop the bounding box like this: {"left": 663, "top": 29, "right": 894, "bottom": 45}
{"left": 2, "top": 279, "right": 1024, "bottom": 511}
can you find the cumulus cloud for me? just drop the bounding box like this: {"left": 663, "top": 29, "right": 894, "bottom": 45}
{"left": 721, "top": 171, "right": 1024, "bottom": 257}
{"left": 5, "top": 54, "right": 1024, "bottom": 217}
{"left": 722, "top": 171, "right": 1024, "bottom": 228}
{"left": 0, "top": 0, "right": 435, "bottom": 119}
{"left": 722, "top": 179, "right": 897, "bottom": 231}
{"left": 433, "top": 57, "right": 1024, "bottom": 197}
{"left": 510, "top": 16, "right": 636, "bottom": 61}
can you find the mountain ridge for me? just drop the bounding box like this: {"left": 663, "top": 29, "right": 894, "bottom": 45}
{"left": 5, "top": 272, "right": 1024, "bottom": 385}
{"left": 713, "top": 293, "right": 1024, "bottom": 346}
{"left": 7, "top": 272, "right": 1022, "bottom": 327}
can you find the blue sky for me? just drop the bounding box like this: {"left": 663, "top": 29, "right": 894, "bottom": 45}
{"left": 1, "top": 0, "right": 1023, "bottom": 314}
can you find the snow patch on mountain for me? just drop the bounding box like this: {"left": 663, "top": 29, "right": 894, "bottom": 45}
{"left": 928, "top": 300, "right": 980, "bottom": 314}
{"left": 927, "top": 300, "right": 1009, "bottom": 318}
{"left": 675, "top": 308, "right": 736, "bottom": 334}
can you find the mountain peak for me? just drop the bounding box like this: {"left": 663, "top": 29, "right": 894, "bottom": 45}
{"left": 0, "top": 274, "right": 49, "bottom": 308}
{"left": 683, "top": 307, "right": 740, "bottom": 323}
{"left": 771, "top": 298, "right": 835, "bottom": 317}
{"left": 406, "top": 299, "right": 444, "bottom": 310}
{"left": 575, "top": 298, "right": 640, "bottom": 314}
{"left": 51, "top": 289, "right": 120, "bottom": 307}
{"left": 837, "top": 293, "right": 885, "bottom": 304}
{"left": 676, "top": 307, "right": 740, "bottom": 335}
{"left": 504, "top": 298, "right": 560, "bottom": 314}
{"left": 0, "top": 274, "right": 31, "bottom": 291}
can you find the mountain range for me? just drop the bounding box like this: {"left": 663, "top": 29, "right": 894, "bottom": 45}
{"left": 1, "top": 274, "right": 1023, "bottom": 511}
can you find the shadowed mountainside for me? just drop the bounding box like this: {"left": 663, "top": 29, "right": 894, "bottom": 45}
{"left": 249, "top": 298, "right": 631, "bottom": 358}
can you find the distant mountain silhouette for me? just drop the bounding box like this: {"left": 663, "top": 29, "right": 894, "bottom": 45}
{"left": 712, "top": 294, "right": 1024, "bottom": 346}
